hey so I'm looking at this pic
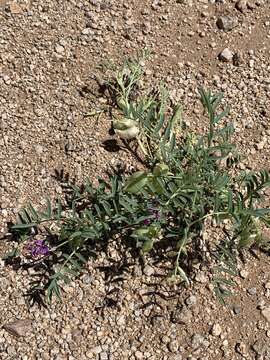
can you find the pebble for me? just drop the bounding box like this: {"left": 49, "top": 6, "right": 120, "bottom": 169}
{"left": 143, "top": 265, "right": 155, "bottom": 276}
{"left": 9, "top": 1, "right": 23, "bottom": 14}
{"left": 55, "top": 44, "right": 65, "bottom": 54}
{"left": 236, "top": 0, "right": 247, "bottom": 12}
{"left": 171, "top": 306, "right": 192, "bottom": 324}
{"left": 35, "top": 144, "right": 44, "bottom": 155}
{"left": 134, "top": 351, "right": 144, "bottom": 360}
{"left": 191, "top": 334, "right": 209, "bottom": 349}
{"left": 3, "top": 319, "right": 33, "bottom": 338}
{"left": 219, "top": 48, "right": 234, "bottom": 62}
{"left": 240, "top": 269, "right": 249, "bottom": 279}
{"left": 195, "top": 272, "right": 208, "bottom": 283}
{"left": 255, "top": 141, "right": 265, "bottom": 150}
{"left": 168, "top": 340, "right": 179, "bottom": 353}
{"left": 185, "top": 295, "right": 197, "bottom": 307}
{"left": 216, "top": 16, "right": 238, "bottom": 31}
{"left": 252, "top": 339, "right": 270, "bottom": 356}
{"left": 91, "top": 346, "right": 102, "bottom": 355}
{"left": 99, "top": 352, "right": 108, "bottom": 360}
{"left": 232, "top": 305, "right": 241, "bottom": 315}
{"left": 261, "top": 307, "right": 270, "bottom": 323}
{"left": 211, "top": 323, "right": 222, "bottom": 337}
{"left": 247, "top": 287, "right": 257, "bottom": 295}
{"left": 235, "top": 342, "right": 248, "bottom": 357}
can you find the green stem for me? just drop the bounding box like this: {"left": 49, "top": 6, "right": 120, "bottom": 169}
{"left": 189, "top": 211, "right": 228, "bottom": 228}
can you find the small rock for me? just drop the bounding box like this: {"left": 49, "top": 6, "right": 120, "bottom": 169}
{"left": 261, "top": 307, "right": 270, "bottom": 323}
{"left": 247, "top": 1, "right": 256, "bottom": 10}
{"left": 82, "top": 274, "right": 92, "bottom": 284}
{"left": 185, "top": 295, "right": 197, "bottom": 307}
{"left": 82, "top": 28, "right": 91, "bottom": 35}
{"left": 252, "top": 339, "right": 270, "bottom": 356}
{"left": 195, "top": 272, "right": 208, "bottom": 283}
{"left": 134, "top": 351, "right": 144, "bottom": 360}
{"left": 240, "top": 269, "right": 249, "bottom": 278}
{"left": 171, "top": 355, "right": 183, "bottom": 360}
{"left": 91, "top": 346, "right": 102, "bottom": 355}
{"left": 211, "top": 323, "right": 222, "bottom": 337}
{"left": 3, "top": 319, "right": 33, "bottom": 337}
{"left": 133, "top": 264, "right": 143, "bottom": 277}
{"left": 232, "top": 305, "right": 241, "bottom": 315}
{"left": 219, "top": 48, "right": 234, "bottom": 62}
{"left": 191, "top": 334, "right": 208, "bottom": 349}
{"left": 143, "top": 265, "right": 154, "bottom": 276}
{"left": 168, "top": 340, "right": 179, "bottom": 353}
{"left": 99, "top": 352, "right": 108, "bottom": 360}
{"left": 247, "top": 287, "right": 257, "bottom": 295}
{"left": 150, "top": 313, "right": 164, "bottom": 327}
{"left": 171, "top": 306, "right": 192, "bottom": 324}
{"left": 236, "top": 0, "right": 247, "bottom": 12}
{"left": 235, "top": 342, "right": 248, "bottom": 356}
{"left": 255, "top": 141, "right": 265, "bottom": 150}
{"left": 161, "top": 335, "right": 170, "bottom": 344}
{"left": 233, "top": 52, "right": 242, "bottom": 66}
{"left": 55, "top": 44, "right": 65, "bottom": 54}
{"left": 16, "top": 297, "right": 25, "bottom": 306}
{"left": 34, "top": 145, "right": 43, "bottom": 155}
{"left": 0, "top": 0, "right": 8, "bottom": 9}
{"left": 265, "top": 282, "right": 270, "bottom": 289}
{"left": 9, "top": 1, "right": 23, "bottom": 14}
{"left": 216, "top": 16, "right": 238, "bottom": 31}
{"left": 257, "top": 300, "right": 266, "bottom": 310}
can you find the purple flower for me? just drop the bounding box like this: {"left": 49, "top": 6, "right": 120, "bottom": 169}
{"left": 149, "top": 208, "right": 161, "bottom": 220}
{"left": 142, "top": 204, "right": 161, "bottom": 226}
{"left": 27, "top": 240, "right": 50, "bottom": 258}
{"left": 143, "top": 219, "right": 151, "bottom": 225}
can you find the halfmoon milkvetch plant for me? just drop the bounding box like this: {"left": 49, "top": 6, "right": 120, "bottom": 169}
{"left": 6, "top": 52, "right": 270, "bottom": 304}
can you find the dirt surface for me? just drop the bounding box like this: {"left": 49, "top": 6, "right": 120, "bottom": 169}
{"left": 1, "top": 0, "right": 270, "bottom": 359}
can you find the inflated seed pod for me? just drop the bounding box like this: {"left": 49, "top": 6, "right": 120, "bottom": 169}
{"left": 113, "top": 118, "right": 139, "bottom": 139}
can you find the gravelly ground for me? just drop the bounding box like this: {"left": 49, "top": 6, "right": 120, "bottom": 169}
{"left": 1, "top": 0, "right": 270, "bottom": 359}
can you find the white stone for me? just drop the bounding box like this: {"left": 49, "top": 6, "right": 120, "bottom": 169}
{"left": 211, "top": 323, "right": 222, "bottom": 337}
{"left": 219, "top": 48, "right": 234, "bottom": 62}
{"left": 261, "top": 307, "right": 270, "bottom": 323}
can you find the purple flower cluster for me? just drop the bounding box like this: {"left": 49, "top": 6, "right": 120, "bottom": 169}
{"left": 143, "top": 202, "right": 161, "bottom": 225}
{"left": 149, "top": 208, "right": 161, "bottom": 220}
{"left": 27, "top": 240, "right": 50, "bottom": 258}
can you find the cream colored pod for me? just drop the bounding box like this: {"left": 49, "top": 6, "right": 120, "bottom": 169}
{"left": 113, "top": 118, "right": 140, "bottom": 140}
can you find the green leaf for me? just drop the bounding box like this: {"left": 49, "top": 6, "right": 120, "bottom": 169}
{"left": 2, "top": 248, "right": 20, "bottom": 260}
{"left": 28, "top": 204, "right": 39, "bottom": 222}
{"left": 148, "top": 176, "right": 164, "bottom": 195}
{"left": 176, "top": 265, "right": 190, "bottom": 284}
{"left": 142, "top": 239, "right": 154, "bottom": 253}
{"left": 124, "top": 171, "right": 149, "bottom": 194}
{"left": 47, "top": 278, "right": 62, "bottom": 303}
{"left": 248, "top": 208, "right": 270, "bottom": 217}
{"left": 12, "top": 222, "right": 37, "bottom": 230}
{"left": 46, "top": 198, "right": 52, "bottom": 218}
{"left": 69, "top": 231, "right": 82, "bottom": 240}
{"left": 153, "top": 163, "right": 169, "bottom": 176}
{"left": 56, "top": 198, "right": 62, "bottom": 220}
{"left": 101, "top": 200, "right": 112, "bottom": 216}
{"left": 75, "top": 253, "right": 87, "bottom": 263}
{"left": 21, "top": 209, "right": 32, "bottom": 223}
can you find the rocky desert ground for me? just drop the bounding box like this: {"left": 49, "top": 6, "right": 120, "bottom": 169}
{"left": 1, "top": 0, "right": 270, "bottom": 359}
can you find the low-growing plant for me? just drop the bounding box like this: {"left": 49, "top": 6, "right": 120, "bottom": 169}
{"left": 6, "top": 52, "right": 270, "bottom": 304}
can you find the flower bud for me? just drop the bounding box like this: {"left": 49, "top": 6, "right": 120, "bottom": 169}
{"left": 153, "top": 163, "right": 169, "bottom": 176}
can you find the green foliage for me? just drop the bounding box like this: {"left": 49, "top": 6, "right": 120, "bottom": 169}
{"left": 7, "top": 53, "right": 270, "bottom": 304}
